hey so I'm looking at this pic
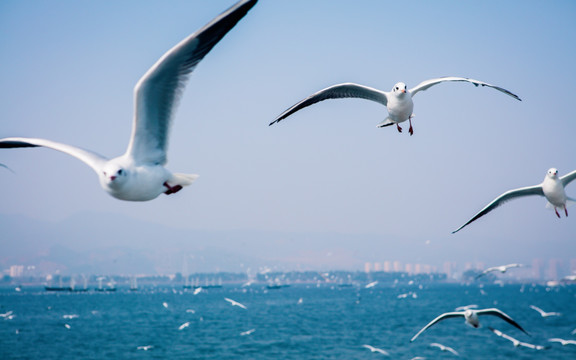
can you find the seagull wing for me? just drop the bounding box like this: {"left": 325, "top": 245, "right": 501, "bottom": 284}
{"left": 478, "top": 309, "right": 528, "bottom": 335}
{"left": 126, "top": 0, "right": 257, "bottom": 165}
{"left": 408, "top": 76, "right": 521, "bottom": 101}
{"left": 529, "top": 305, "right": 545, "bottom": 315}
{"left": 452, "top": 184, "right": 544, "bottom": 233}
{"left": 0, "top": 137, "right": 107, "bottom": 174}
{"left": 560, "top": 169, "right": 576, "bottom": 187}
{"left": 269, "top": 83, "right": 388, "bottom": 126}
{"left": 410, "top": 312, "right": 464, "bottom": 342}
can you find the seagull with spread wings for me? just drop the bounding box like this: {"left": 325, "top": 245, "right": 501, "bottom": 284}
{"left": 0, "top": 0, "right": 257, "bottom": 201}
{"left": 270, "top": 77, "right": 520, "bottom": 135}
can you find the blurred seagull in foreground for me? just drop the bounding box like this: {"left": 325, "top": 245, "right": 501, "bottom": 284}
{"left": 0, "top": 0, "right": 257, "bottom": 201}
{"left": 489, "top": 327, "right": 547, "bottom": 350}
{"left": 429, "top": 343, "right": 459, "bottom": 356}
{"left": 137, "top": 345, "right": 153, "bottom": 351}
{"left": 454, "top": 304, "right": 478, "bottom": 311}
{"left": 193, "top": 287, "right": 202, "bottom": 295}
{"left": 476, "top": 264, "right": 523, "bottom": 279}
{"left": 0, "top": 163, "right": 14, "bottom": 173}
{"left": 225, "top": 297, "right": 247, "bottom": 309}
{"left": 362, "top": 344, "right": 390, "bottom": 355}
{"left": 529, "top": 305, "right": 561, "bottom": 317}
{"left": 270, "top": 77, "right": 520, "bottom": 136}
{"left": 453, "top": 168, "right": 576, "bottom": 233}
{"left": 548, "top": 338, "right": 576, "bottom": 346}
{"left": 410, "top": 308, "right": 528, "bottom": 342}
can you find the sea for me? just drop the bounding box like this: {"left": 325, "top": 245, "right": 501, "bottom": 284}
{"left": 1, "top": 283, "right": 575, "bottom": 359}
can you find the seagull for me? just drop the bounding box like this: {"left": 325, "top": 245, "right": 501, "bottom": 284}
{"left": 410, "top": 308, "right": 528, "bottom": 342}
{"left": 162, "top": 302, "right": 169, "bottom": 309}
{"left": 270, "top": 76, "right": 520, "bottom": 135}
{"left": 240, "top": 328, "right": 256, "bottom": 336}
{"left": 225, "top": 297, "right": 247, "bottom": 309}
{"left": 64, "top": 324, "right": 71, "bottom": 330}
{"left": 362, "top": 344, "right": 390, "bottom": 355}
{"left": 178, "top": 321, "right": 190, "bottom": 331}
{"left": 0, "top": 311, "right": 14, "bottom": 318}
{"left": 62, "top": 314, "right": 79, "bottom": 319}
{"left": 365, "top": 281, "right": 378, "bottom": 289}
{"left": 489, "top": 327, "right": 546, "bottom": 350}
{"left": 137, "top": 345, "right": 153, "bottom": 351}
{"left": 548, "top": 338, "right": 576, "bottom": 346}
{"left": 429, "top": 343, "right": 459, "bottom": 356}
{"left": 476, "top": 264, "right": 523, "bottom": 279}
{"left": 529, "top": 305, "right": 561, "bottom": 317}
{"left": 562, "top": 275, "right": 576, "bottom": 281}
{"left": 0, "top": 0, "right": 257, "bottom": 201}
{"left": 453, "top": 168, "right": 576, "bottom": 233}
{"left": 193, "top": 287, "right": 202, "bottom": 295}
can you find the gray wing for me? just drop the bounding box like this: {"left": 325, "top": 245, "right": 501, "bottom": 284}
{"left": 452, "top": 184, "right": 544, "bottom": 233}
{"left": 126, "top": 0, "right": 257, "bottom": 164}
{"left": 410, "top": 312, "right": 464, "bottom": 342}
{"left": 269, "top": 83, "right": 388, "bottom": 126}
{"left": 478, "top": 308, "right": 529, "bottom": 335}
{"left": 560, "top": 169, "right": 576, "bottom": 187}
{"left": 409, "top": 76, "right": 521, "bottom": 101}
{"left": 0, "top": 137, "right": 107, "bottom": 174}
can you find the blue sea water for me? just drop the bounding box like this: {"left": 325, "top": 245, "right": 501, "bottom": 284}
{"left": 1, "top": 284, "right": 575, "bottom": 359}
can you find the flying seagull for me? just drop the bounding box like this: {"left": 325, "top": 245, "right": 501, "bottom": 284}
{"left": 429, "top": 343, "right": 459, "bottom": 356}
{"left": 0, "top": 0, "right": 257, "bottom": 201}
{"left": 548, "top": 338, "right": 576, "bottom": 346}
{"left": 454, "top": 304, "right": 478, "bottom": 311}
{"left": 489, "top": 327, "right": 547, "bottom": 350}
{"left": 225, "top": 297, "right": 247, "bottom": 309}
{"left": 476, "top": 264, "right": 523, "bottom": 279}
{"left": 270, "top": 77, "right": 520, "bottom": 135}
{"left": 529, "top": 305, "right": 561, "bottom": 318}
{"left": 453, "top": 168, "right": 576, "bottom": 233}
{"left": 137, "top": 345, "right": 153, "bottom": 351}
{"left": 410, "top": 308, "right": 528, "bottom": 342}
{"left": 365, "top": 281, "right": 378, "bottom": 289}
{"left": 362, "top": 344, "right": 390, "bottom": 356}
{"left": 178, "top": 322, "right": 190, "bottom": 331}
{"left": 240, "top": 328, "right": 256, "bottom": 336}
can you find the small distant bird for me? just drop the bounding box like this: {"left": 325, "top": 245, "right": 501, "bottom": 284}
{"left": 529, "top": 305, "right": 561, "bottom": 317}
{"left": 62, "top": 314, "right": 79, "bottom": 319}
{"left": 362, "top": 344, "right": 390, "bottom": 356}
{"left": 137, "top": 345, "right": 153, "bottom": 351}
{"left": 430, "top": 343, "right": 459, "bottom": 356}
{"left": 0, "top": 0, "right": 258, "bottom": 201}
{"left": 225, "top": 297, "right": 247, "bottom": 309}
{"left": 410, "top": 308, "right": 527, "bottom": 342}
{"left": 185, "top": 309, "right": 195, "bottom": 314}
{"left": 562, "top": 275, "right": 576, "bottom": 281}
{"left": 297, "top": 298, "right": 304, "bottom": 305}
{"left": 455, "top": 304, "right": 478, "bottom": 311}
{"left": 453, "top": 168, "right": 576, "bottom": 233}
{"left": 548, "top": 338, "right": 576, "bottom": 346}
{"left": 476, "top": 264, "right": 523, "bottom": 279}
{"left": 162, "top": 302, "right": 169, "bottom": 309}
{"left": 0, "top": 311, "right": 14, "bottom": 318}
{"left": 489, "top": 327, "right": 546, "bottom": 350}
{"left": 365, "top": 281, "right": 378, "bottom": 289}
{"left": 240, "top": 328, "right": 256, "bottom": 336}
{"left": 64, "top": 324, "right": 71, "bottom": 330}
{"left": 178, "top": 322, "right": 190, "bottom": 331}
{"left": 270, "top": 77, "right": 520, "bottom": 136}
{"left": 193, "top": 287, "right": 202, "bottom": 295}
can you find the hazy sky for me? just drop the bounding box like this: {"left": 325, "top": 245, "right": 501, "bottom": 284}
{"left": 1, "top": 1, "right": 575, "bottom": 272}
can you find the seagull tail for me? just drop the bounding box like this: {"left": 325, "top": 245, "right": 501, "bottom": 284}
{"left": 172, "top": 173, "right": 200, "bottom": 187}
{"left": 376, "top": 118, "right": 395, "bottom": 128}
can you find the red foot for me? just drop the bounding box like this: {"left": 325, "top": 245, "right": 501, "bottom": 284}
{"left": 555, "top": 208, "right": 561, "bottom": 218}
{"left": 164, "top": 182, "right": 183, "bottom": 195}
{"left": 408, "top": 116, "right": 414, "bottom": 136}
{"left": 565, "top": 207, "right": 568, "bottom": 217}
{"left": 396, "top": 124, "right": 403, "bottom": 133}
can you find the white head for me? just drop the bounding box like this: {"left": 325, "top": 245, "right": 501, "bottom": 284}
{"left": 464, "top": 309, "right": 479, "bottom": 328}
{"left": 391, "top": 82, "right": 407, "bottom": 95}
{"left": 100, "top": 161, "right": 128, "bottom": 189}
{"left": 546, "top": 168, "right": 559, "bottom": 179}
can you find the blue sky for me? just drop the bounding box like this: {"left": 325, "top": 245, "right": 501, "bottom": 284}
{"left": 1, "top": 1, "right": 575, "bottom": 273}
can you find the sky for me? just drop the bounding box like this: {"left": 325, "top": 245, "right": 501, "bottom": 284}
{"left": 1, "top": 1, "right": 575, "bottom": 274}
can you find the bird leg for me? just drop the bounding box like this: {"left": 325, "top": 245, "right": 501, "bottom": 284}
{"left": 565, "top": 207, "right": 568, "bottom": 217}
{"left": 554, "top": 207, "right": 561, "bottom": 218}
{"left": 163, "top": 182, "right": 183, "bottom": 195}
{"left": 396, "top": 123, "right": 403, "bottom": 133}
{"left": 408, "top": 115, "right": 414, "bottom": 136}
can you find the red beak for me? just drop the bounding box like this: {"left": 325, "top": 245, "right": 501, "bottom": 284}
{"left": 110, "top": 176, "right": 117, "bottom": 181}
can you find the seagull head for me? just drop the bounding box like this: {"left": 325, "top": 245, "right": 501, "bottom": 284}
{"left": 101, "top": 162, "right": 127, "bottom": 188}
{"left": 464, "top": 309, "right": 480, "bottom": 328}
{"left": 392, "top": 82, "right": 407, "bottom": 95}
{"left": 546, "top": 168, "right": 559, "bottom": 178}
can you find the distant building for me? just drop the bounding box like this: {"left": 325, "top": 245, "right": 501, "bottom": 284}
{"left": 393, "top": 261, "right": 402, "bottom": 272}
{"left": 9, "top": 265, "right": 24, "bottom": 278}
{"left": 373, "top": 262, "right": 382, "bottom": 271}
{"left": 364, "top": 262, "right": 371, "bottom": 273}
{"left": 532, "top": 259, "right": 544, "bottom": 280}
{"left": 383, "top": 261, "right": 392, "bottom": 272}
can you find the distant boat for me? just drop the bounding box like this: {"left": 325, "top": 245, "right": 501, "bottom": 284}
{"left": 45, "top": 276, "right": 73, "bottom": 292}
{"left": 95, "top": 277, "right": 117, "bottom": 292}
{"left": 266, "top": 284, "right": 290, "bottom": 290}
{"left": 130, "top": 277, "right": 138, "bottom": 291}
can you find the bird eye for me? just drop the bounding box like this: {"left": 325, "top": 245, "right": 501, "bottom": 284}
{"left": 117, "top": 169, "right": 123, "bottom": 175}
